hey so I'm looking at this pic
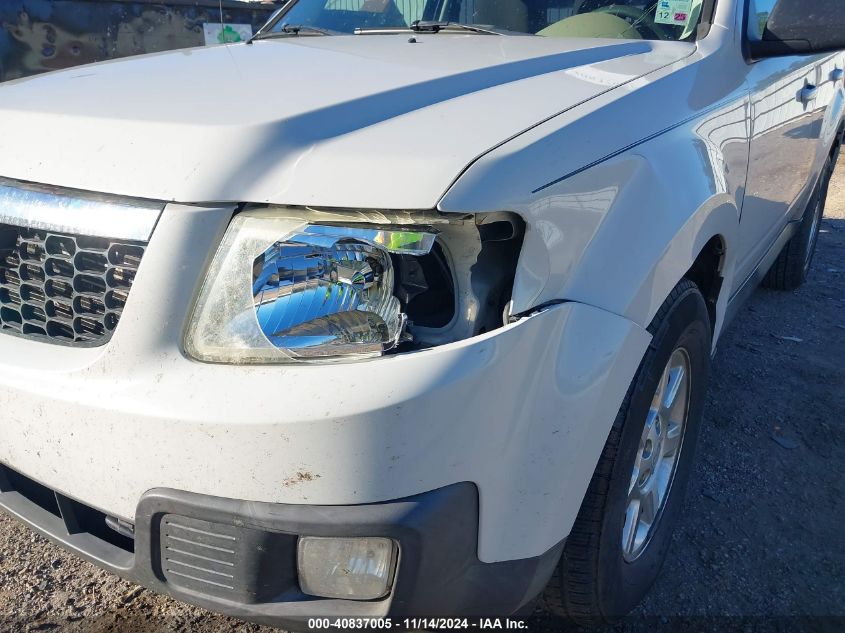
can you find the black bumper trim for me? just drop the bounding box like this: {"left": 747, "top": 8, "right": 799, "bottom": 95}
{"left": 0, "top": 464, "right": 563, "bottom": 630}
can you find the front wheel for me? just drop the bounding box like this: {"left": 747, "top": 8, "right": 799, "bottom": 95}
{"left": 542, "top": 279, "right": 711, "bottom": 624}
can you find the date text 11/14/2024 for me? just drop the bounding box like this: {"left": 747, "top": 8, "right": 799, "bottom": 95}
{"left": 307, "top": 618, "right": 531, "bottom": 629}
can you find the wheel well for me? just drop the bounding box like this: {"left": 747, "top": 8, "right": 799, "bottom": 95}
{"left": 683, "top": 235, "right": 725, "bottom": 333}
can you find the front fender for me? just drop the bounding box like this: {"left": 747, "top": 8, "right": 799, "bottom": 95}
{"left": 440, "top": 93, "right": 749, "bottom": 345}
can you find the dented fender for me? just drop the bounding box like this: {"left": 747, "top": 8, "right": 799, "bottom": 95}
{"left": 440, "top": 29, "right": 750, "bottom": 346}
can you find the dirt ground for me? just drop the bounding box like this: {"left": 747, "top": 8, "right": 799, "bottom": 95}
{"left": 1, "top": 166, "right": 843, "bottom": 633}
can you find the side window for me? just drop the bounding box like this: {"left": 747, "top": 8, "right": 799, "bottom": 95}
{"left": 747, "top": 0, "right": 776, "bottom": 41}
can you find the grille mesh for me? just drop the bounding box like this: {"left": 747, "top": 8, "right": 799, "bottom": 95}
{"left": 0, "top": 226, "right": 146, "bottom": 345}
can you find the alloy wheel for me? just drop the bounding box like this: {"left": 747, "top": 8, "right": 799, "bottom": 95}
{"left": 622, "top": 347, "right": 691, "bottom": 562}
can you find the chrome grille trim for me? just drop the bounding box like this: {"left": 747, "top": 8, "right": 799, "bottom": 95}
{"left": 0, "top": 178, "right": 163, "bottom": 242}
{"left": 0, "top": 227, "right": 146, "bottom": 346}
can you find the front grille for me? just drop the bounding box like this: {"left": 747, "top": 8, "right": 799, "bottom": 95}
{"left": 0, "top": 226, "right": 146, "bottom": 345}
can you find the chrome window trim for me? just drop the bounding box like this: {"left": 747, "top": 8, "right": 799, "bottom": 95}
{"left": 0, "top": 178, "right": 164, "bottom": 242}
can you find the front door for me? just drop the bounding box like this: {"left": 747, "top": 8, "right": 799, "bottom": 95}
{"left": 735, "top": 0, "right": 836, "bottom": 286}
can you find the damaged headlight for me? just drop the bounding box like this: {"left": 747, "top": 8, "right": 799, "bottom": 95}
{"left": 185, "top": 209, "right": 436, "bottom": 363}
{"left": 186, "top": 207, "right": 524, "bottom": 364}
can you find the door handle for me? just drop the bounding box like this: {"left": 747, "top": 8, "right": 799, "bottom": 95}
{"left": 832, "top": 68, "right": 845, "bottom": 82}
{"left": 801, "top": 84, "right": 819, "bottom": 105}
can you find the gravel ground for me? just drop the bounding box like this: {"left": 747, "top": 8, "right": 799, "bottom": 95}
{"left": 1, "top": 165, "right": 843, "bottom": 632}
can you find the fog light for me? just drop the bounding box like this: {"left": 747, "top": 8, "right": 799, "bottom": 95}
{"left": 297, "top": 536, "right": 397, "bottom": 600}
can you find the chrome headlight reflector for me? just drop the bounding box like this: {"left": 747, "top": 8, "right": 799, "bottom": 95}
{"left": 253, "top": 229, "right": 406, "bottom": 357}
{"left": 185, "top": 211, "right": 435, "bottom": 364}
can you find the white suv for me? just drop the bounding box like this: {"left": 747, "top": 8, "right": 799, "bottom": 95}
{"left": 0, "top": 0, "right": 842, "bottom": 627}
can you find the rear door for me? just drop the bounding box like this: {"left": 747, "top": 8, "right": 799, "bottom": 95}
{"left": 735, "top": 0, "right": 838, "bottom": 285}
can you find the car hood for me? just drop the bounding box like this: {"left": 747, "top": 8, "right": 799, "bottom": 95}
{"left": 0, "top": 35, "right": 692, "bottom": 209}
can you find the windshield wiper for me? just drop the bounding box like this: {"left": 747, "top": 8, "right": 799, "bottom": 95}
{"left": 411, "top": 20, "right": 501, "bottom": 34}
{"left": 355, "top": 20, "right": 502, "bottom": 35}
{"left": 250, "top": 23, "right": 334, "bottom": 41}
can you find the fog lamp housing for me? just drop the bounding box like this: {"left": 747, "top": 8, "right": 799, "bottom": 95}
{"left": 297, "top": 536, "right": 398, "bottom": 600}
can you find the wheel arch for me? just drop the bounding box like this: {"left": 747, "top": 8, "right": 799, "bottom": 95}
{"left": 616, "top": 202, "right": 737, "bottom": 351}
{"left": 682, "top": 234, "right": 727, "bottom": 338}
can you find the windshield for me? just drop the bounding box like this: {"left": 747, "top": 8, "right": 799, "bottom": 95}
{"left": 263, "top": 0, "right": 706, "bottom": 40}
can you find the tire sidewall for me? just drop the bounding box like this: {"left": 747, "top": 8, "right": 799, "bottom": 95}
{"left": 596, "top": 286, "right": 711, "bottom": 617}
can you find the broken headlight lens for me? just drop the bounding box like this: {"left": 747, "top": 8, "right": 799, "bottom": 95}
{"left": 185, "top": 210, "right": 435, "bottom": 363}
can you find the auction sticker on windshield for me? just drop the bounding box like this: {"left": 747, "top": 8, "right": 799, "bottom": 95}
{"left": 654, "top": 0, "right": 693, "bottom": 26}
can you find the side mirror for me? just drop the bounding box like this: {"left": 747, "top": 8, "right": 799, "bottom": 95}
{"left": 749, "top": 0, "right": 845, "bottom": 59}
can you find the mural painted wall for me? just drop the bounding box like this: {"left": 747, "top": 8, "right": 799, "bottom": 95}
{"left": 0, "top": 0, "right": 279, "bottom": 82}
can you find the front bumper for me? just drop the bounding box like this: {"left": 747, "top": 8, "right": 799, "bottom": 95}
{"left": 0, "top": 468, "right": 562, "bottom": 627}
{"left": 0, "top": 203, "right": 651, "bottom": 567}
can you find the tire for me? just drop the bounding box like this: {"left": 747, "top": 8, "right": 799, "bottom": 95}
{"left": 762, "top": 157, "right": 832, "bottom": 291}
{"left": 542, "top": 279, "right": 711, "bottom": 625}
